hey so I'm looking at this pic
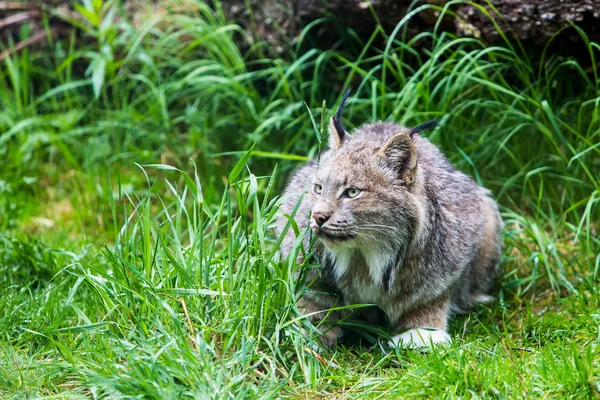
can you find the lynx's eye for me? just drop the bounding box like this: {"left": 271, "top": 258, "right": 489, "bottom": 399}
{"left": 313, "top": 184, "right": 323, "bottom": 195}
{"left": 344, "top": 188, "right": 361, "bottom": 198}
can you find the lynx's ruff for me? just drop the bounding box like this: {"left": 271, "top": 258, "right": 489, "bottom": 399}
{"left": 276, "top": 91, "right": 502, "bottom": 348}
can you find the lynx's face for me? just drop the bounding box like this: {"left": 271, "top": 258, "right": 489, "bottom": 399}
{"left": 310, "top": 134, "right": 419, "bottom": 251}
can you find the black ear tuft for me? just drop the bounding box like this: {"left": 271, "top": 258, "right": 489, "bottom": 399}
{"left": 333, "top": 88, "right": 352, "bottom": 141}
{"left": 329, "top": 88, "right": 352, "bottom": 149}
{"left": 408, "top": 119, "right": 440, "bottom": 138}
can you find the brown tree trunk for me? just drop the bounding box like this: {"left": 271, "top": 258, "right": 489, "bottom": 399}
{"left": 222, "top": 0, "right": 600, "bottom": 50}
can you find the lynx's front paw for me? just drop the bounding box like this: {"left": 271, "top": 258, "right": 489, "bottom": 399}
{"left": 389, "top": 328, "right": 451, "bottom": 348}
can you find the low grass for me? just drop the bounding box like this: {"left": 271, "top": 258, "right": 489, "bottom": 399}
{"left": 0, "top": 0, "right": 599, "bottom": 398}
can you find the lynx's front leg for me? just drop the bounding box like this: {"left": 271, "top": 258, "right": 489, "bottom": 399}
{"left": 294, "top": 265, "right": 345, "bottom": 348}
{"left": 297, "top": 293, "right": 343, "bottom": 348}
{"left": 389, "top": 295, "right": 452, "bottom": 348}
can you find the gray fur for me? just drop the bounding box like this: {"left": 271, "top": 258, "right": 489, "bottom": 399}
{"left": 276, "top": 118, "right": 503, "bottom": 347}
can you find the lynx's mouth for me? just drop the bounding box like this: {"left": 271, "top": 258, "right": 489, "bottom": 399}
{"left": 314, "top": 227, "right": 356, "bottom": 242}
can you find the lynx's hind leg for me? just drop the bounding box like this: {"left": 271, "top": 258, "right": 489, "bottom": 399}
{"left": 452, "top": 197, "right": 502, "bottom": 312}
{"left": 389, "top": 296, "right": 452, "bottom": 348}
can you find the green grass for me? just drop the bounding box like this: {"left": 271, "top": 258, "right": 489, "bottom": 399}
{"left": 0, "top": 0, "right": 599, "bottom": 398}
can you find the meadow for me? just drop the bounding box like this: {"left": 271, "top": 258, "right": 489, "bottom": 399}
{"left": 0, "top": 1, "right": 599, "bottom": 398}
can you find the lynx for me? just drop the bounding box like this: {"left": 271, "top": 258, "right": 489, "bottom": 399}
{"left": 276, "top": 90, "right": 502, "bottom": 348}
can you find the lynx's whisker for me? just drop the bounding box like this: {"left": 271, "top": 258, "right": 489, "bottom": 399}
{"left": 358, "top": 224, "right": 399, "bottom": 230}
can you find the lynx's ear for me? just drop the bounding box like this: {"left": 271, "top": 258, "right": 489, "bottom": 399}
{"left": 328, "top": 88, "right": 351, "bottom": 149}
{"left": 379, "top": 133, "right": 418, "bottom": 184}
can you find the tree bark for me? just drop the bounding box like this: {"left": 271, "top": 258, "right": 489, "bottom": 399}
{"left": 222, "top": 0, "right": 600, "bottom": 50}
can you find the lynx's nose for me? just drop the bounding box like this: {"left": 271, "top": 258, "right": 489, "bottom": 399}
{"left": 312, "top": 211, "right": 331, "bottom": 227}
